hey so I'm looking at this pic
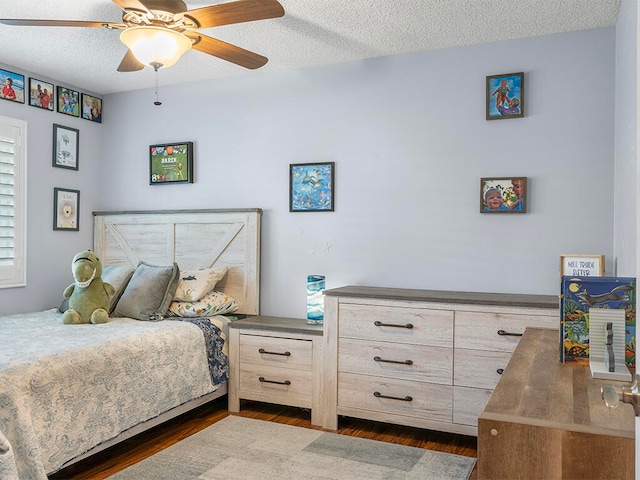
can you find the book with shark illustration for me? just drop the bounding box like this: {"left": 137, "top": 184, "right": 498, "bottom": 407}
{"left": 560, "top": 276, "right": 636, "bottom": 367}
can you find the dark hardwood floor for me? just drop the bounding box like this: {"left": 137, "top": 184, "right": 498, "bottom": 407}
{"left": 51, "top": 397, "right": 478, "bottom": 479}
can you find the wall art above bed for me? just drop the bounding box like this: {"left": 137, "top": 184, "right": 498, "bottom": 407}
{"left": 289, "top": 162, "right": 335, "bottom": 212}
{"left": 480, "top": 177, "right": 527, "bottom": 213}
{"left": 149, "top": 141, "right": 194, "bottom": 185}
{"left": 53, "top": 187, "right": 80, "bottom": 231}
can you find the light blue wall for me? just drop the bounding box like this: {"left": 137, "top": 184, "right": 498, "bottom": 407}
{"left": 99, "top": 27, "right": 617, "bottom": 319}
{"left": 0, "top": 25, "right": 627, "bottom": 318}
{"left": 614, "top": 0, "right": 637, "bottom": 277}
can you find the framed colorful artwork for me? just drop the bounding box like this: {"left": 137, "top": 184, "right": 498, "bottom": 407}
{"left": 480, "top": 177, "right": 527, "bottom": 213}
{"left": 52, "top": 124, "right": 79, "bottom": 170}
{"left": 149, "top": 142, "right": 194, "bottom": 184}
{"left": 290, "top": 162, "right": 335, "bottom": 212}
{"left": 486, "top": 72, "right": 524, "bottom": 120}
{"left": 81, "top": 93, "right": 102, "bottom": 123}
{"left": 28, "top": 77, "right": 54, "bottom": 111}
{"left": 0, "top": 68, "right": 25, "bottom": 103}
{"left": 53, "top": 187, "right": 80, "bottom": 231}
{"left": 57, "top": 86, "right": 80, "bottom": 117}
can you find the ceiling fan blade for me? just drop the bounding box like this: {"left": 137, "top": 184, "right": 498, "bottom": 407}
{"left": 117, "top": 49, "right": 145, "bottom": 72}
{"left": 185, "top": 0, "right": 284, "bottom": 29}
{"left": 0, "top": 19, "right": 124, "bottom": 28}
{"left": 111, "top": 0, "right": 149, "bottom": 13}
{"left": 189, "top": 34, "right": 268, "bottom": 69}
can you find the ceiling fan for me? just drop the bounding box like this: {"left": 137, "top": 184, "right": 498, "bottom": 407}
{"left": 0, "top": 0, "right": 285, "bottom": 72}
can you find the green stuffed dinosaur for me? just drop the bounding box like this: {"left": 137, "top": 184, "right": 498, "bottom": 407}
{"left": 62, "top": 250, "right": 115, "bottom": 324}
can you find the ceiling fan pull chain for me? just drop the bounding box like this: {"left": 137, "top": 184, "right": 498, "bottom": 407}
{"left": 153, "top": 63, "right": 162, "bottom": 106}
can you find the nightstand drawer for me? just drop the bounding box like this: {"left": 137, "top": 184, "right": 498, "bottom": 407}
{"left": 239, "top": 334, "right": 313, "bottom": 369}
{"left": 337, "top": 372, "right": 452, "bottom": 423}
{"left": 338, "top": 303, "right": 453, "bottom": 348}
{"left": 239, "top": 363, "right": 313, "bottom": 401}
{"left": 339, "top": 338, "right": 452, "bottom": 385}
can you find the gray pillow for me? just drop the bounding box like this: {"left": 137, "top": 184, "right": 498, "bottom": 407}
{"left": 102, "top": 265, "right": 135, "bottom": 313}
{"left": 112, "top": 261, "right": 180, "bottom": 321}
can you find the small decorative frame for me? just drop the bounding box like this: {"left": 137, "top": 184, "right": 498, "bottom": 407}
{"left": 57, "top": 86, "right": 80, "bottom": 117}
{"left": 81, "top": 93, "right": 102, "bottom": 123}
{"left": 52, "top": 124, "right": 79, "bottom": 170}
{"left": 0, "top": 68, "right": 25, "bottom": 103}
{"left": 53, "top": 187, "right": 80, "bottom": 231}
{"left": 480, "top": 177, "right": 527, "bottom": 213}
{"left": 486, "top": 72, "right": 524, "bottom": 120}
{"left": 290, "top": 162, "right": 335, "bottom": 212}
{"left": 28, "top": 77, "right": 54, "bottom": 111}
{"left": 149, "top": 141, "right": 194, "bottom": 184}
{"left": 560, "top": 254, "right": 605, "bottom": 277}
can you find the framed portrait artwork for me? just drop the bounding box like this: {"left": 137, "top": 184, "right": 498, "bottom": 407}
{"left": 57, "top": 86, "right": 80, "bottom": 117}
{"left": 560, "top": 254, "right": 605, "bottom": 277}
{"left": 290, "top": 162, "right": 335, "bottom": 212}
{"left": 0, "top": 68, "right": 25, "bottom": 103}
{"left": 486, "top": 72, "right": 524, "bottom": 120}
{"left": 52, "top": 124, "right": 79, "bottom": 170}
{"left": 480, "top": 177, "right": 527, "bottom": 213}
{"left": 149, "top": 142, "right": 194, "bottom": 184}
{"left": 28, "top": 77, "right": 54, "bottom": 111}
{"left": 53, "top": 188, "right": 80, "bottom": 231}
{"left": 81, "top": 93, "right": 102, "bottom": 123}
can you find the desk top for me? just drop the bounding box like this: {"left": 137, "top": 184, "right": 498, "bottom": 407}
{"left": 480, "top": 327, "right": 635, "bottom": 439}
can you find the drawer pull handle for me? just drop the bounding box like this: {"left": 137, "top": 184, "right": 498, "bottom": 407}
{"left": 373, "top": 391, "right": 413, "bottom": 402}
{"left": 374, "top": 321, "right": 414, "bottom": 329}
{"left": 373, "top": 356, "right": 413, "bottom": 366}
{"left": 497, "top": 368, "right": 504, "bottom": 375}
{"left": 258, "top": 376, "right": 291, "bottom": 386}
{"left": 258, "top": 348, "right": 291, "bottom": 356}
{"left": 497, "top": 329, "right": 522, "bottom": 337}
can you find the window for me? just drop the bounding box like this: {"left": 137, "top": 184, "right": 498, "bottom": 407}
{"left": 0, "top": 115, "right": 26, "bottom": 288}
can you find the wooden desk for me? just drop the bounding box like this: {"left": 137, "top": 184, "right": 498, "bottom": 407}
{"left": 478, "top": 327, "right": 635, "bottom": 480}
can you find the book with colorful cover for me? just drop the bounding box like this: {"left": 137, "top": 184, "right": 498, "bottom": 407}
{"left": 560, "top": 275, "right": 636, "bottom": 368}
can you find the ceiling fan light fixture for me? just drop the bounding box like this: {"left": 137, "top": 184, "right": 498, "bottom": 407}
{"left": 120, "top": 26, "right": 191, "bottom": 68}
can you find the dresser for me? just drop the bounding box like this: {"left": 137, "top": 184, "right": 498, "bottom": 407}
{"left": 228, "top": 316, "right": 324, "bottom": 426}
{"left": 478, "top": 327, "right": 634, "bottom": 479}
{"left": 322, "top": 286, "right": 558, "bottom": 435}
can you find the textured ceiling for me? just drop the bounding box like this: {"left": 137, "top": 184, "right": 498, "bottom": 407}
{"left": 0, "top": 0, "right": 621, "bottom": 95}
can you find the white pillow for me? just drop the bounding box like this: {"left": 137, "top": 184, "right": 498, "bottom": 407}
{"left": 173, "top": 267, "right": 229, "bottom": 302}
{"left": 168, "top": 290, "right": 238, "bottom": 317}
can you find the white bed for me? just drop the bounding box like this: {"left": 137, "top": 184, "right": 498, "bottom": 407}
{"left": 0, "top": 209, "right": 261, "bottom": 480}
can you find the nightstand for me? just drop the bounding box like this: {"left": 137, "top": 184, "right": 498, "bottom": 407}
{"left": 228, "top": 316, "right": 324, "bottom": 426}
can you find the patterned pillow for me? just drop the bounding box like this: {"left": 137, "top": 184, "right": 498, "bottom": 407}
{"left": 173, "top": 267, "right": 228, "bottom": 302}
{"left": 168, "top": 290, "right": 238, "bottom": 317}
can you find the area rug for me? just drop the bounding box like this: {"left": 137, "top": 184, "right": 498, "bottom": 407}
{"left": 108, "top": 416, "right": 476, "bottom": 479}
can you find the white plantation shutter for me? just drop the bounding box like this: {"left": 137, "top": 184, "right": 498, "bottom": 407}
{"left": 0, "top": 116, "right": 26, "bottom": 287}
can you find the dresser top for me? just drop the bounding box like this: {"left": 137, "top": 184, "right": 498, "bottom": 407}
{"left": 323, "top": 285, "right": 559, "bottom": 309}
{"left": 229, "top": 315, "right": 323, "bottom": 336}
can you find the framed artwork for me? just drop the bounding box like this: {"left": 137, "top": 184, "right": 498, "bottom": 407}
{"left": 57, "top": 86, "right": 80, "bottom": 117}
{"left": 28, "top": 78, "right": 54, "bottom": 111}
{"left": 53, "top": 187, "right": 80, "bottom": 231}
{"left": 0, "top": 68, "right": 25, "bottom": 103}
{"left": 486, "top": 72, "right": 524, "bottom": 120}
{"left": 149, "top": 141, "right": 194, "bottom": 184}
{"left": 560, "top": 254, "right": 605, "bottom": 277}
{"left": 52, "top": 124, "right": 79, "bottom": 170}
{"left": 480, "top": 177, "right": 527, "bottom": 213}
{"left": 81, "top": 93, "right": 102, "bottom": 123}
{"left": 290, "top": 162, "right": 335, "bottom": 212}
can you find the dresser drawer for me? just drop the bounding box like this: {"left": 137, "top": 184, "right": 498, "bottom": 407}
{"left": 338, "top": 372, "right": 452, "bottom": 423}
{"left": 339, "top": 303, "right": 453, "bottom": 348}
{"left": 238, "top": 363, "right": 313, "bottom": 401}
{"left": 239, "top": 334, "right": 313, "bottom": 369}
{"left": 453, "top": 386, "right": 492, "bottom": 427}
{"left": 455, "top": 311, "right": 557, "bottom": 352}
{"left": 454, "top": 348, "right": 512, "bottom": 389}
{"left": 339, "top": 338, "right": 453, "bottom": 385}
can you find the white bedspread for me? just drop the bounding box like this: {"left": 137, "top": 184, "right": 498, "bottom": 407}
{"left": 0, "top": 309, "right": 226, "bottom": 480}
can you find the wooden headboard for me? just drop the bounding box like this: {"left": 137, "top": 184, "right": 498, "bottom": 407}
{"left": 93, "top": 209, "right": 261, "bottom": 315}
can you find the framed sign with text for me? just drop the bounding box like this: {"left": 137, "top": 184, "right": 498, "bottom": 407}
{"left": 560, "top": 254, "right": 604, "bottom": 277}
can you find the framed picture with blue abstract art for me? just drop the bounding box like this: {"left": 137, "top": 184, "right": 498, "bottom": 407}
{"left": 290, "top": 162, "right": 334, "bottom": 212}
{"left": 486, "top": 72, "right": 524, "bottom": 120}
